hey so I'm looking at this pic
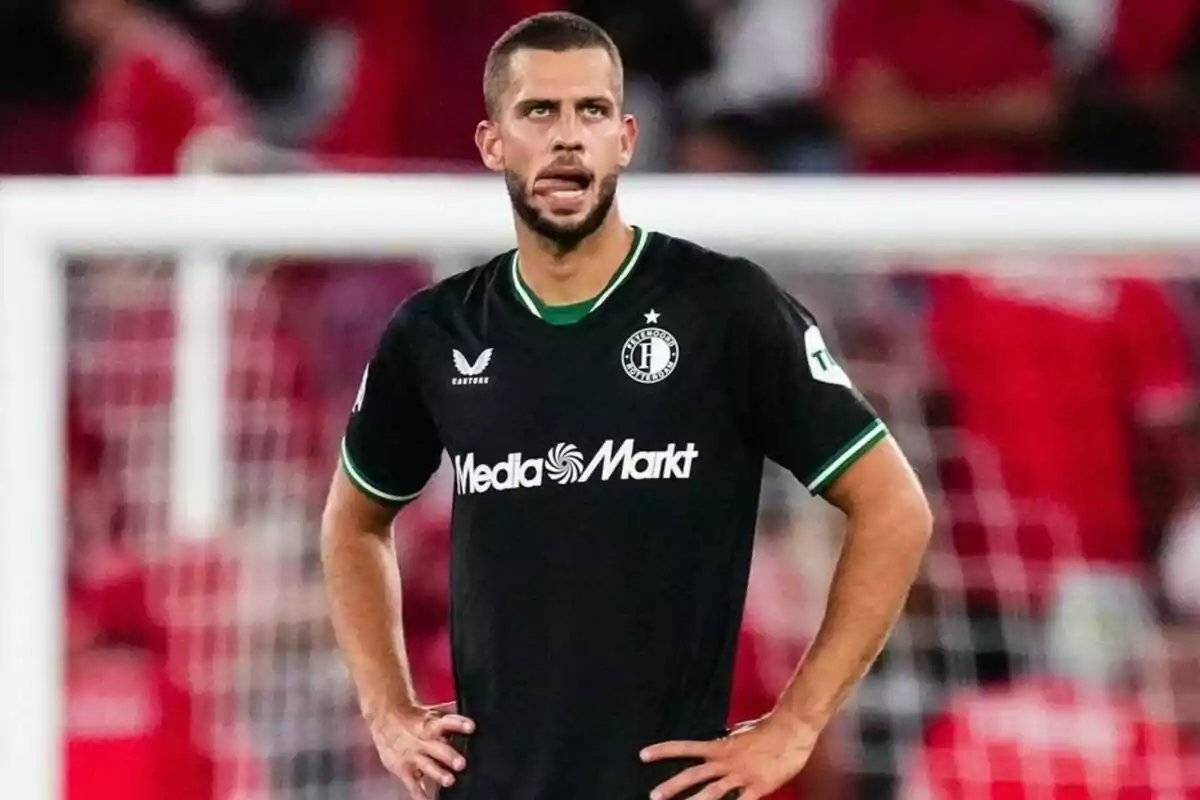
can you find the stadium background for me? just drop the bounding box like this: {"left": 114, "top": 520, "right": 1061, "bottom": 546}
{"left": 3, "top": 0, "right": 1199, "bottom": 797}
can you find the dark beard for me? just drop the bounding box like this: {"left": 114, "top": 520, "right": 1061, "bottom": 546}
{"left": 505, "top": 171, "right": 619, "bottom": 255}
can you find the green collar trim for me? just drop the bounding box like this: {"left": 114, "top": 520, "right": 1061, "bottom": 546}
{"left": 510, "top": 226, "right": 650, "bottom": 326}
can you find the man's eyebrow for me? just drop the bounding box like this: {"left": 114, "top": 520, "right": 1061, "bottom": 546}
{"left": 514, "top": 97, "right": 559, "bottom": 111}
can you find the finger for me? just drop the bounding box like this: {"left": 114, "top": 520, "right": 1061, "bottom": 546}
{"left": 640, "top": 740, "right": 717, "bottom": 762}
{"left": 650, "top": 761, "right": 726, "bottom": 800}
{"left": 414, "top": 753, "right": 457, "bottom": 788}
{"left": 421, "top": 738, "right": 467, "bottom": 771}
{"left": 397, "top": 765, "right": 431, "bottom": 800}
{"left": 429, "top": 714, "right": 476, "bottom": 736}
{"left": 427, "top": 700, "right": 457, "bottom": 715}
{"left": 691, "top": 774, "right": 744, "bottom": 800}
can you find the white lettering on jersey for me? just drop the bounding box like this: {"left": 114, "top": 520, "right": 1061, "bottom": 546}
{"left": 453, "top": 440, "right": 700, "bottom": 495}
{"left": 804, "top": 327, "right": 852, "bottom": 388}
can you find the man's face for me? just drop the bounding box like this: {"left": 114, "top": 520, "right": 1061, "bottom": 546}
{"left": 476, "top": 48, "right": 636, "bottom": 249}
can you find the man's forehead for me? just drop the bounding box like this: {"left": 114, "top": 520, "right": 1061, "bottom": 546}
{"left": 505, "top": 48, "right": 619, "bottom": 103}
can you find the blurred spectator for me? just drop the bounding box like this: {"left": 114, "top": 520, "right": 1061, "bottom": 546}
{"left": 183, "top": 1, "right": 327, "bottom": 147}
{"left": 279, "top": 0, "right": 559, "bottom": 168}
{"left": 64, "top": 590, "right": 218, "bottom": 800}
{"left": 64, "top": 403, "right": 218, "bottom": 799}
{"left": 679, "top": 0, "right": 842, "bottom": 172}
{"left": 63, "top": 0, "right": 247, "bottom": 175}
{"left": 900, "top": 675, "right": 1200, "bottom": 798}
{"left": 927, "top": 266, "right": 1198, "bottom": 611}
{"left": 826, "top": 0, "right": 1058, "bottom": 174}
{"left": 1057, "top": 0, "right": 1200, "bottom": 173}
{"left": 902, "top": 565, "right": 1200, "bottom": 798}
{"left": 823, "top": 0, "right": 1197, "bottom": 689}
{"left": 1106, "top": 0, "right": 1200, "bottom": 172}
{"left": 676, "top": 110, "right": 773, "bottom": 173}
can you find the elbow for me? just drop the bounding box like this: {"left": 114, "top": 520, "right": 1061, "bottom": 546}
{"left": 885, "top": 484, "right": 935, "bottom": 558}
{"left": 910, "top": 491, "right": 935, "bottom": 550}
{"left": 904, "top": 490, "right": 935, "bottom": 568}
{"left": 319, "top": 503, "right": 343, "bottom": 568}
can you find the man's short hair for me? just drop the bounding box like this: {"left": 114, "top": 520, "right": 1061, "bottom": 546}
{"left": 483, "top": 12, "right": 623, "bottom": 119}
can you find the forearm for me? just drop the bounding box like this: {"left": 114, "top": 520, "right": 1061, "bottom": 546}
{"left": 773, "top": 499, "right": 930, "bottom": 731}
{"left": 321, "top": 511, "right": 418, "bottom": 722}
{"left": 934, "top": 85, "right": 1058, "bottom": 141}
{"left": 845, "top": 79, "right": 1058, "bottom": 154}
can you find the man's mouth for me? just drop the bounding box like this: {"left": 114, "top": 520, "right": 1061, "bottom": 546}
{"left": 534, "top": 167, "right": 593, "bottom": 200}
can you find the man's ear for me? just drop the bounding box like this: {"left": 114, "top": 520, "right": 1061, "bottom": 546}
{"left": 618, "top": 113, "right": 638, "bottom": 169}
{"left": 476, "top": 120, "right": 504, "bottom": 172}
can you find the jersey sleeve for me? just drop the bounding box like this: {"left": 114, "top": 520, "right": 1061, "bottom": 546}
{"left": 1112, "top": 279, "right": 1197, "bottom": 424}
{"left": 340, "top": 304, "right": 443, "bottom": 506}
{"left": 734, "top": 266, "right": 887, "bottom": 496}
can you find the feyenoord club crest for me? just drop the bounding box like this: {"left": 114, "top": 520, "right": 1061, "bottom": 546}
{"left": 622, "top": 312, "right": 679, "bottom": 384}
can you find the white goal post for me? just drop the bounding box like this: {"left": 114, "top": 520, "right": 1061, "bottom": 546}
{"left": 3, "top": 174, "right": 1200, "bottom": 799}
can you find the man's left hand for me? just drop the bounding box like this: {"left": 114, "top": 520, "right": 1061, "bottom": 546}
{"left": 639, "top": 712, "right": 820, "bottom": 800}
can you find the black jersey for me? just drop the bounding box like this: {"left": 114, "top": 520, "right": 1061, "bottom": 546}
{"left": 341, "top": 228, "right": 887, "bottom": 800}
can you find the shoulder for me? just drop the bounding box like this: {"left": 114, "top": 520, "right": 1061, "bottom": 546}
{"left": 377, "top": 253, "right": 509, "bottom": 342}
{"left": 653, "top": 231, "right": 814, "bottom": 322}
{"left": 653, "top": 232, "right": 766, "bottom": 289}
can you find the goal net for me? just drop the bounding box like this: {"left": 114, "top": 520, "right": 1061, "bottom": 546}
{"left": 2, "top": 176, "right": 1198, "bottom": 799}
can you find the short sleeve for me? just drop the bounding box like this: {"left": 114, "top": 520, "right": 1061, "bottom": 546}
{"left": 341, "top": 305, "right": 443, "bottom": 506}
{"left": 735, "top": 268, "right": 887, "bottom": 496}
{"left": 1112, "top": 279, "right": 1197, "bottom": 423}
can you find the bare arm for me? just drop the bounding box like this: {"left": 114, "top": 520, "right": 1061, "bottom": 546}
{"left": 320, "top": 467, "right": 416, "bottom": 721}
{"left": 321, "top": 468, "right": 472, "bottom": 797}
{"left": 836, "top": 63, "right": 1058, "bottom": 155}
{"left": 771, "top": 437, "right": 932, "bottom": 735}
{"left": 642, "top": 437, "right": 931, "bottom": 800}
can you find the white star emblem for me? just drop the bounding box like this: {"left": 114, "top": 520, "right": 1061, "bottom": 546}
{"left": 644, "top": 309, "right": 660, "bottom": 324}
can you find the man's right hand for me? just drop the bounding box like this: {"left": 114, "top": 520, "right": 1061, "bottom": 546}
{"left": 368, "top": 701, "right": 475, "bottom": 798}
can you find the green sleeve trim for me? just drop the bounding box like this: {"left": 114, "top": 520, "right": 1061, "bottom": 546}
{"left": 340, "top": 438, "right": 423, "bottom": 505}
{"left": 805, "top": 419, "right": 889, "bottom": 495}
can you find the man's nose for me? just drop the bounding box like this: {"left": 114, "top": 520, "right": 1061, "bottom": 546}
{"left": 551, "top": 111, "right": 584, "bottom": 152}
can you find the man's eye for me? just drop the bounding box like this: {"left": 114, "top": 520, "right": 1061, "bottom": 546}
{"left": 528, "top": 106, "right": 552, "bottom": 118}
{"left": 583, "top": 105, "right": 606, "bottom": 117}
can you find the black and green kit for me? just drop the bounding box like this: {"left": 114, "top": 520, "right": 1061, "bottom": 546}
{"left": 341, "top": 226, "right": 887, "bottom": 800}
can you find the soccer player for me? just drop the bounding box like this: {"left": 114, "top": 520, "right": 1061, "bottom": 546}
{"left": 321, "top": 12, "right": 932, "bottom": 800}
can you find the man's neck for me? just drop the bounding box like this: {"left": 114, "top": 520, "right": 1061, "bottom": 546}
{"left": 514, "top": 213, "right": 635, "bottom": 307}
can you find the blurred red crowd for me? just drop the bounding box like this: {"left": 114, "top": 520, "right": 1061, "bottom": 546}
{"left": 39, "top": 0, "right": 1200, "bottom": 798}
